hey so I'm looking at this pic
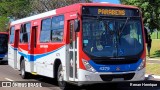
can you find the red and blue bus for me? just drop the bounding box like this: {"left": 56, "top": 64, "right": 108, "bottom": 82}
{"left": 0, "top": 32, "right": 8, "bottom": 63}
{"left": 8, "top": 3, "right": 146, "bottom": 88}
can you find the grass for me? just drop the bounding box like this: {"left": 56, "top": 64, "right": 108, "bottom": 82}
{"left": 151, "top": 31, "right": 160, "bottom": 39}
{"left": 146, "top": 63, "right": 160, "bottom": 76}
{"left": 146, "top": 39, "right": 160, "bottom": 75}
{"left": 146, "top": 39, "right": 160, "bottom": 59}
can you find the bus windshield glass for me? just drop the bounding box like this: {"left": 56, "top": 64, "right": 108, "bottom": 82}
{"left": 0, "top": 34, "right": 8, "bottom": 54}
{"left": 82, "top": 17, "right": 143, "bottom": 57}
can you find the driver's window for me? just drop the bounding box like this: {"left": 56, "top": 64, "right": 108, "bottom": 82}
{"left": 83, "top": 22, "right": 91, "bottom": 47}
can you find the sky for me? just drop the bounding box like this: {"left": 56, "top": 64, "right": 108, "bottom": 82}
{"left": 93, "top": 0, "right": 120, "bottom": 4}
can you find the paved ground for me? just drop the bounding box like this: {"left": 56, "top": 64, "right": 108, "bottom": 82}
{"left": 0, "top": 62, "right": 60, "bottom": 90}
{"left": 147, "top": 58, "right": 160, "bottom": 64}
{"left": 0, "top": 62, "right": 160, "bottom": 90}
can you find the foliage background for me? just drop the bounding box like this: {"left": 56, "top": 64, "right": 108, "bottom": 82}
{"left": 0, "top": 0, "right": 91, "bottom": 32}
{"left": 120, "top": 0, "right": 160, "bottom": 32}
{"left": 0, "top": 0, "right": 160, "bottom": 32}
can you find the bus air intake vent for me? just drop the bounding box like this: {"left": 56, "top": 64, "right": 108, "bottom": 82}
{"left": 100, "top": 73, "right": 135, "bottom": 81}
{"left": 92, "top": 58, "right": 139, "bottom": 65}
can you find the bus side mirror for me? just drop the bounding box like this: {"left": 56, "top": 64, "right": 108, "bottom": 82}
{"left": 74, "top": 19, "right": 80, "bottom": 32}
{"left": 144, "top": 27, "right": 148, "bottom": 43}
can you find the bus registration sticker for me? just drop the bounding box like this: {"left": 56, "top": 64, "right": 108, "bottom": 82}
{"left": 99, "top": 67, "right": 110, "bottom": 71}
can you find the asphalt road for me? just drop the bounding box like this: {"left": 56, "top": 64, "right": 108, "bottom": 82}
{"left": 0, "top": 61, "right": 160, "bottom": 90}
{"left": 0, "top": 62, "right": 60, "bottom": 90}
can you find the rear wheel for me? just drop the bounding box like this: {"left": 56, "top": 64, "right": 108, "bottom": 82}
{"left": 20, "top": 60, "right": 29, "bottom": 79}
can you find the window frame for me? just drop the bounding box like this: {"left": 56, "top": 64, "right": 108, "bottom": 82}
{"left": 40, "top": 18, "right": 52, "bottom": 43}
{"left": 19, "top": 22, "right": 31, "bottom": 43}
{"left": 9, "top": 26, "right": 15, "bottom": 44}
{"left": 51, "top": 15, "right": 64, "bottom": 42}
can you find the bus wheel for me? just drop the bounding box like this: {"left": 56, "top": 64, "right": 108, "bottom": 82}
{"left": 57, "top": 64, "right": 68, "bottom": 90}
{"left": 20, "top": 60, "right": 29, "bottom": 79}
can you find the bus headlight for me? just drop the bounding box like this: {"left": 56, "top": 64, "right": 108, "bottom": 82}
{"left": 5, "top": 54, "right": 7, "bottom": 57}
{"left": 82, "top": 59, "right": 96, "bottom": 73}
{"left": 137, "top": 59, "right": 145, "bottom": 71}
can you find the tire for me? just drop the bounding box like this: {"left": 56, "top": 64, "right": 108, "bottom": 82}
{"left": 20, "top": 60, "right": 29, "bottom": 79}
{"left": 57, "top": 64, "right": 69, "bottom": 90}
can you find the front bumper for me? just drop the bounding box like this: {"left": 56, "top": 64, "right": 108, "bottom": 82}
{"left": 77, "top": 68, "right": 145, "bottom": 85}
{"left": 0, "top": 54, "right": 8, "bottom": 61}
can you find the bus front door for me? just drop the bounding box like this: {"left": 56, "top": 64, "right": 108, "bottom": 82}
{"left": 8, "top": 30, "right": 19, "bottom": 69}
{"left": 14, "top": 30, "right": 19, "bottom": 69}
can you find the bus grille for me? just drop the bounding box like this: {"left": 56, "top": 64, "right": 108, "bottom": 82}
{"left": 92, "top": 59, "right": 139, "bottom": 65}
{"left": 100, "top": 73, "right": 135, "bottom": 81}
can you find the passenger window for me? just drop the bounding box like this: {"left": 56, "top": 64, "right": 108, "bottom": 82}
{"left": 9, "top": 26, "right": 15, "bottom": 44}
{"left": 40, "top": 18, "right": 51, "bottom": 42}
{"left": 51, "top": 15, "right": 64, "bottom": 42}
{"left": 20, "top": 23, "right": 31, "bottom": 43}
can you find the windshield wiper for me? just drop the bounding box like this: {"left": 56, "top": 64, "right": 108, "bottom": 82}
{"left": 119, "top": 17, "right": 129, "bottom": 36}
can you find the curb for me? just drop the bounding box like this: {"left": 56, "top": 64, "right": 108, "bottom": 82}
{"left": 147, "top": 59, "right": 160, "bottom": 60}
{"left": 145, "top": 74, "right": 160, "bottom": 79}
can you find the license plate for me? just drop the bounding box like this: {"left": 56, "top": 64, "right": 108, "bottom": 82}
{"left": 112, "top": 78, "right": 124, "bottom": 81}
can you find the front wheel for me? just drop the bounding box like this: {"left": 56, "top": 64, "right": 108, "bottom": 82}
{"left": 57, "top": 64, "right": 69, "bottom": 90}
{"left": 20, "top": 60, "right": 29, "bottom": 79}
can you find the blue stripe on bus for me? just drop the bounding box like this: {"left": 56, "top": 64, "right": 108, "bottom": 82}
{"left": 88, "top": 59, "right": 142, "bottom": 72}
{"left": 9, "top": 45, "right": 18, "bottom": 50}
{"left": 18, "top": 46, "right": 64, "bottom": 62}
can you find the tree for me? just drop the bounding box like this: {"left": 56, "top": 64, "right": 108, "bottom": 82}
{"left": 120, "top": 0, "right": 160, "bottom": 32}
{"left": 0, "top": 16, "right": 9, "bottom": 32}
{"left": 0, "top": 0, "right": 92, "bottom": 32}
{"left": 0, "top": 0, "right": 32, "bottom": 32}
{"left": 30, "top": 0, "right": 92, "bottom": 14}
{"left": 0, "top": 0, "right": 32, "bottom": 19}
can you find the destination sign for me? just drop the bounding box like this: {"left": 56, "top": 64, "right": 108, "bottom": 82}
{"left": 82, "top": 6, "right": 140, "bottom": 16}
{"left": 98, "top": 9, "right": 125, "bottom": 16}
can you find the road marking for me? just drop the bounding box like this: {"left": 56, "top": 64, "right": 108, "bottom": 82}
{"left": 5, "top": 78, "right": 14, "bottom": 81}
{"left": 147, "top": 58, "right": 160, "bottom": 60}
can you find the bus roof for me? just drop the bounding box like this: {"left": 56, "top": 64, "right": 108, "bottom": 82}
{"left": 10, "top": 3, "right": 139, "bottom": 26}
{"left": 78, "top": 3, "right": 138, "bottom": 9}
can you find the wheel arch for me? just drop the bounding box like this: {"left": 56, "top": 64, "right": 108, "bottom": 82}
{"left": 20, "top": 56, "right": 24, "bottom": 68}
{"left": 53, "top": 58, "right": 62, "bottom": 78}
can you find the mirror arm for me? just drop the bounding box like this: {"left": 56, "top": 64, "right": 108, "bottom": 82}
{"left": 74, "top": 19, "right": 80, "bottom": 32}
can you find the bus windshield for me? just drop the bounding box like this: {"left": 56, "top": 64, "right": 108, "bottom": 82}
{"left": 82, "top": 17, "right": 143, "bottom": 58}
{"left": 0, "top": 34, "right": 8, "bottom": 54}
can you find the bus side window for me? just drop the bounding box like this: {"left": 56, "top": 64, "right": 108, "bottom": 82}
{"left": 40, "top": 18, "right": 51, "bottom": 43}
{"left": 51, "top": 15, "right": 64, "bottom": 42}
{"left": 20, "top": 23, "right": 31, "bottom": 43}
{"left": 9, "top": 26, "right": 15, "bottom": 44}
{"left": 20, "top": 25, "right": 23, "bottom": 43}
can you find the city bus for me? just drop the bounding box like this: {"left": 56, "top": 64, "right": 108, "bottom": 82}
{"left": 8, "top": 3, "right": 146, "bottom": 89}
{"left": 0, "top": 32, "right": 8, "bottom": 63}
